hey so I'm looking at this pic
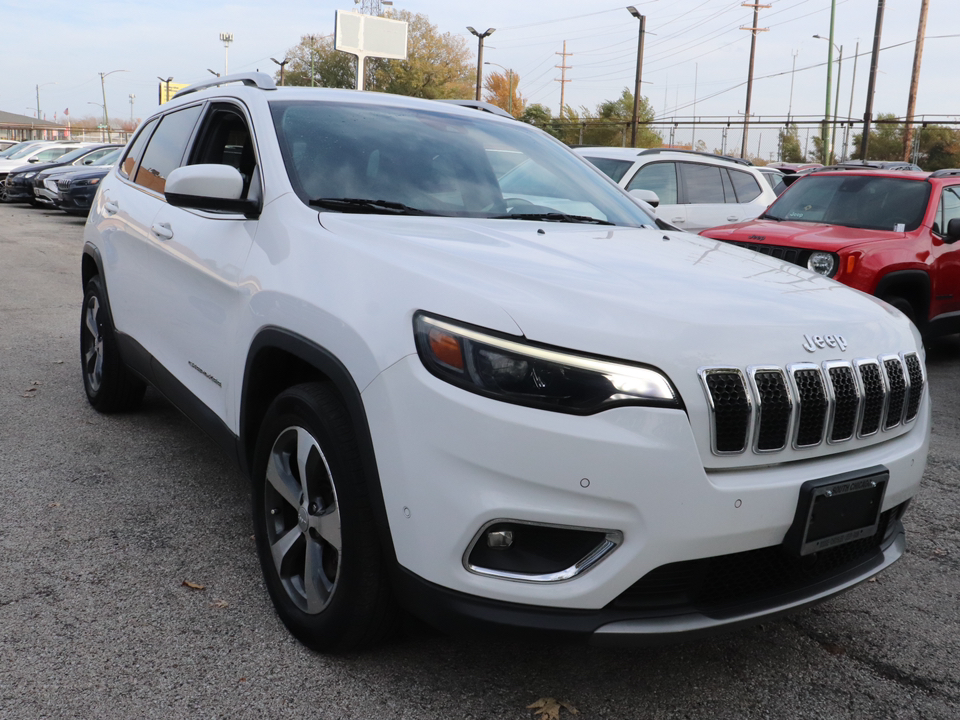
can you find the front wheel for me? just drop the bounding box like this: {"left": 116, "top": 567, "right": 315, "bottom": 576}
{"left": 881, "top": 295, "right": 918, "bottom": 325}
{"left": 80, "top": 276, "right": 146, "bottom": 412}
{"left": 251, "top": 383, "right": 395, "bottom": 653}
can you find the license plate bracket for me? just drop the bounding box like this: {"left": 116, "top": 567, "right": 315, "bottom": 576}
{"left": 784, "top": 467, "right": 888, "bottom": 557}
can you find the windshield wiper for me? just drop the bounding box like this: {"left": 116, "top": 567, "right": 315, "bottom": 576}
{"left": 758, "top": 213, "right": 782, "bottom": 222}
{"left": 309, "top": 197, "right": 435, "bottom": 216}
{"left": 490, "top": 212, "right": 615, "bottom": 226}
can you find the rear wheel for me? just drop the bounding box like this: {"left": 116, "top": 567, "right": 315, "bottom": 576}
{"left": 881, "top": 295, "right": 917, "bottom": 324}
{"left": 80, "top": 276, "right": 146, "bottom": 412}
{"left": 252, "top": 383, "right": 394, "bottom": 653}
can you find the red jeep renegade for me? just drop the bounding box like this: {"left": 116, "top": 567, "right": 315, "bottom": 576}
{"left": 701, "top": 167, "right": 960, "bottom": 339}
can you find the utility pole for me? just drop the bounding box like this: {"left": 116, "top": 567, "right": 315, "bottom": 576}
{"left": 740, "top": 3, "right": 770, "bottom": 160}
{"left": 467, "top": 27, "right": 495, "bottom": 102}
{"left": 692, "top": 63, "right": 698, "bottom": 150}
{"left": 555, "top": 41, "right": 572, "bottom": 118}
{"left": 831, "top": 45, "right": 843, "bottom": 162}
{"left": 903, "top": 0, "right": 929, "bottom": 162}
{"left": 129, "top": 94, "right": 135, "bottom": 122}
{"left": 271, "top": 57, "right": 290, "bottom": 86}
{"left": 627, "top": 7, "right": 646, "bottom": 148}
{"left": 861, "top": 0, "right": 885, "bottom": 160}
{"left": 842, "top": 41, "right": 859, "bottom": 162}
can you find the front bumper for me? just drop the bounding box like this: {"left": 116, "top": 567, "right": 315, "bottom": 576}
{"left": 3, "top": 178, "right": 34, "bottom": 202}
{"left": 363, "top": 355, "right": 928, "bottom": 611}
{"left": 58, "top": 186, "right": 98, "bottom": 213}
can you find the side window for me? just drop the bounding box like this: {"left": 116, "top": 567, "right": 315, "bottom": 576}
{"left": 729, "top": 168, "right": 763, "bottom": 203}
{"left": 934, "top": 186, "right": 960, "bottom": 236}
{"left": 720, "top": 169, "right": 735, "bottom": 203}
{"left": 626, "top": 162, "right": 678, "bottom": 204}
{"left": 119, "top": 118, "right": 158, "bottom": 179}
{"left": 134, "top": 105, "right": 203, "bottom": 194}
{"left": 188, "top": 105, "right": 257, "bottom": 198}
{"left": 680, "top": 163, "right": 725, "bottom": 204}
{"left": 77, "top": 148, "right": 115, "bottom": 165}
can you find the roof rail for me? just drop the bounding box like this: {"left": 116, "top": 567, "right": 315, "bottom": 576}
{"left": 436, "top": 99, "right": 514, "bottom": 119}
{"left": 173, "top": 72, "right": 277, "bottom": 99}
{"left": 929, "top": 168, "right": 960, "bottom": 178}
{"left": 811, "top": 164, "right": 882, "bottom": 173}
{"left": 637, "top": 148, "right": 752, "bottom": 166}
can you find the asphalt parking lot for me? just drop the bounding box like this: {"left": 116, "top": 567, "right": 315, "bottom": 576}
{"left": 0, "top": 202, "right": 958, "bottom": 720}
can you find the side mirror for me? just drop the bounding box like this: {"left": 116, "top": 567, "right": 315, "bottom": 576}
{"left": 629, "top": 188, "right": 660, "bottom": 208}
{"left": 165, "top": 164, "right": 260, "bottom": 219}
{"left": 946, "top": 217, "right": 960, "bottom": 244}
{"left": 28, "top": 157, "right": 40, "bottom": 163}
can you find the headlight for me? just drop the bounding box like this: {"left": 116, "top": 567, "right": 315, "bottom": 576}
{"left": 75, "top": 177, "right": 101, "bottom": 186}
{"left": 807, "top": 251, "right": 837, "bottom": 277}
{"left": 24, "top": 172, "right": 36, "bottom": 179}
{"left": 414, "top": 313, "right": 681, "bottom": 414}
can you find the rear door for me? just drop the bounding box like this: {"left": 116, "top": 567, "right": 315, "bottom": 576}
{"left": 930, "top": 184, "right": 960, "bottom": 319}
{"left": 625, "top": 161, "right": 687, "bottom": 228}
{"left": 677, "top": 162, "right": 732, "bottom": 231}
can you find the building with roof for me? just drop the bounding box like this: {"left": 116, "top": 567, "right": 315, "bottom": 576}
{"left": 0, "top": 110, "right": 69, "bottom": 141}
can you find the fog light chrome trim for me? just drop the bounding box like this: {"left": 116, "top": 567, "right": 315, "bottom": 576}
{"left": 462, "top": 519, "right": 623, "bottom": 584}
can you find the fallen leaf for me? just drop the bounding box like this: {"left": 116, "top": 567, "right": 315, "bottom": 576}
{"left": 31, "top": 381, "right": 41, "bottom": 386}
{"left": 48, "top": 502, "right": 61, "bottom": 508}
{"left": 528, "top": 698, "right": 578, "bottom": 719}
{"left": 182, "top": 580, "right": 205, "bottom": 591}
{"left": 54, "top": 360, "right": 64, "bottom": 364}
{"left": 211, "top": 599, "right": 229, "bottom": 609}
{"left": 868, "top": 576, "right": 878, "bottom": 583}
{"left": 820, "top": 641, "right": 846, "bottom": 656}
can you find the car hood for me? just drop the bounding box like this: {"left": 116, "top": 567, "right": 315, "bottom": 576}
{"left": 701, "top": 219, "right": 906, "bottom": 251}
{"left": 39, "top": 164, "right": 112, "bottom": 180}
{"left": 56, "top": 167, "right": 112, "bottom": 182}
{"left": 320, "top": 214, "right": 917, "bottom": 373}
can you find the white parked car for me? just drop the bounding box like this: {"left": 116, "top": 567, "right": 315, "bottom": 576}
{"left": 81, "top": 73, "right": 929, "bottom": 653}
{"left": 574, "top": 147, "right": 778, "bottom": 232}
{"left": 0, "top": 141, "right": 89, "bottom": 181}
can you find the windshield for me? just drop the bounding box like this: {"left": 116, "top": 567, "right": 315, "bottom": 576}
{"left": 57, "top": 147, "right": 98, "bottom": 164}
{"left": 582, "top": 157, "right": 635, "bottom": 183}
{"left": 0, "top": 142, "right": 36, "bottom": 159}
{"left": 7, "top": 143, "right": 48, "bottom": 160}
{"left": 764, "top": 174, "right": 931, "bottom": 231}
{"left": 270, "top": 100, "right": 656, "bottom": 227}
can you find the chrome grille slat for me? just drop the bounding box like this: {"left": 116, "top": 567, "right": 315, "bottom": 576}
{"left": 903, "top": 353, "right": 924, "bottom": 422}
{"left": 701, "top": 351, "right": 923, "bottom": 457}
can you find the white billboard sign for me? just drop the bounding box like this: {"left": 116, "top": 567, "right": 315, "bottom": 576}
{"left": 335, "top": 10, "right": 408, "bottom": 90}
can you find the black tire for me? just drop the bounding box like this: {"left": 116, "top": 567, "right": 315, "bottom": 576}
{"left": 882, "top": 295, "right": 917, "bottom": 324}
{"left": 80, "top": 276, "right": 146, "bottom": 412}
{"left": 251, "top": 383, "right": 395, "bottom": 653}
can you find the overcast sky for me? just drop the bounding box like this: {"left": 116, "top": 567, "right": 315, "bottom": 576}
{"left": 3, "top": 0, "right": 956, "bottom": 129}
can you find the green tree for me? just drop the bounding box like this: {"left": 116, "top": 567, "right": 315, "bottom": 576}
{"left": 579, "top": 88, "right": 660, "bottom": 148}
{"left": 851, "top": 113, "right": 904, "bottom": 161}
{"left": 281, "top": 34, "right": 357, "bottom": 89}
{"left": 367, "top": 10, "right": 474, "bottom": 99}
{"left": 520, "top": 103, "right": 562, "bottom": 139}
{"left": 914, "top": 125, "right": 960, "bottom": 171}
{"left": 779, "top": 123, "right": 803, "bottom": 163}
{"left": 278, "top": 11, "right": 474, "bottom": 99}
{"left": 483, "top": 71, "right": 525, "bottom": 118}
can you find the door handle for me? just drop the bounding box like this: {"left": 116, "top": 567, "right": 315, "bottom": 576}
{"left": 726, "top": 215, "right": 740, "bottom": 222}
{"left": 151, "top": 222, "right": 174, "bottom": 240}
{"left": 104, "top": 200, "right": 119, "bottom": 216}
{"left": 671, "top": 217, "right": 685, "bottom": 223}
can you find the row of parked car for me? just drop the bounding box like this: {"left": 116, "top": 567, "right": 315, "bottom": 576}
{"left": 574, "top": 145, "right": 960, "bottom": 341}
{"left": 0, "top": 139, "right": 122, "bottom": 215}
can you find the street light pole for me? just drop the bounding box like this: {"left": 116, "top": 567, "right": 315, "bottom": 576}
{"left": 467, "top": 27, "right": 495, "bottom": 102}
{"left": 220, "top": 32, "right": 234, "bottom": 75}
{"left": 627, "top": 6, "right": 646, "bottom": 149}
{"left": 129, "top": 94, "right": 136, "bottom": 122}
{"left": 100, "top": 69, "right": 127, "bottom": 143}
{"left": 36, "top": 82, "right": 56, "bottom": 122}
{"left": 861, "top": 0, "right": 886, "bottom": 160}
{"left": 814, "top": 35, "right": 842, "bottom": 163}
{"left": 820, "top": 0, "right": 838, "bottom": 164}
{"left": 271, "top": 57, "right": 290, "bottom": 85}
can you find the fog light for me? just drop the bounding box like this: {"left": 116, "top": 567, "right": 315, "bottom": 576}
{"left": 465, "top": 520, "right": 622, "bottom": 583}
{"left": 486, "top": 529, "right": 514, "bottom": 549}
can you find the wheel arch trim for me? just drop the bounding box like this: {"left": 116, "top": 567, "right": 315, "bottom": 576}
{"left": 240, "top": 327, "right": 398, "bottom": 566}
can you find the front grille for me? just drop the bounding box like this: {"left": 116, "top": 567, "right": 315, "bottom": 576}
{"left": 57, "top": 178, "right": 72, "bottom": 189}
{"left": 729, "top": 241, "right": 804, "bottom": 266}
{"left": 609, "top": 505, "right": 902, "bottom": 614}
{"left": 700, "top": 352, "right": 922, "bottom": 456}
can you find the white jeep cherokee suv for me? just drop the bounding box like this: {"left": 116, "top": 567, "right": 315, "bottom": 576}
{"left": 81, "top": 73, "right": 929, "bottom": 653}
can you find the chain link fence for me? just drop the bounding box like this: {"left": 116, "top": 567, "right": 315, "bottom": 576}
{"left": 537, "top": 116, "right": 960, "bottom": 169}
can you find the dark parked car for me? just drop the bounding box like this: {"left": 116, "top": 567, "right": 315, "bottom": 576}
{"left": 33, "top": 148, "right": 122, "bottom": 207}
{"left": 3, "top": 144, "right": 119, "bottom": 203}
{"left": 56, "top": 163, "right": 115, "bottom": 215}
